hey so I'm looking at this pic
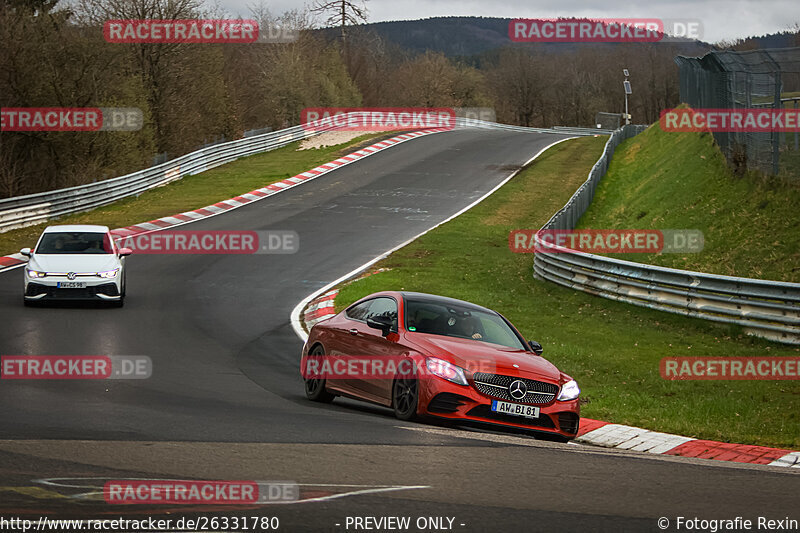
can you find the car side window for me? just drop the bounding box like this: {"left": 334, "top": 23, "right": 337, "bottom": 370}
{"left": 346, "top": 300, "right": 373, "bottom": 321}
{"left": 345, "top": 297, "right": 398, "bottom": 331}
{"left": 364, "top": 298, "right": 398, "bottom": 330}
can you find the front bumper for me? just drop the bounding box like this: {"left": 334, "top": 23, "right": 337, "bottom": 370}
{"left": 24, "top": 280, "right": 121, "bottom": 301}
{"left": 419, "top": 376, "right": 581, "bottom": 439}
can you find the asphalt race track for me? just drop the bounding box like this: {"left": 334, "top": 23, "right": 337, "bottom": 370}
{"left": 0, "top": 129, "right": 797, "bottom": 532}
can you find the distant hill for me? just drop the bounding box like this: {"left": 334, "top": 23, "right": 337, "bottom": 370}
{"left": 734, "top": 31, "right": 800, "bottom": 49}
{"left": 318, "top": 16, "right": 710, "bottom": 58}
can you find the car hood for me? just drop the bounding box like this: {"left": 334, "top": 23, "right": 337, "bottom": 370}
{"left": 29, "top": 254, "right": 120, "bottom": 273}
{"left": 405, "top": 334, "right": 562, "bottom": 383}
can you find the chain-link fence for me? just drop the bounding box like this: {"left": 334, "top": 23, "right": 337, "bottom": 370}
{"left": 595, "top": 112, "right": 624, "bottom": 130}
{"left": 675, "top": 47, "right": 800, "bottom": 176}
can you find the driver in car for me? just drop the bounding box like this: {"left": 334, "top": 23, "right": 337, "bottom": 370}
{"left": 460, "top": 317, "right": 483, "bottom": 340}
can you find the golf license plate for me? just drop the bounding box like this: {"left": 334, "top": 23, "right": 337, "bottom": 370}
{"left": 57, "top": 282, "right": 86, "bottom": 288}
{"left": 491, "top": 400, "right": 540, "bottom": 419}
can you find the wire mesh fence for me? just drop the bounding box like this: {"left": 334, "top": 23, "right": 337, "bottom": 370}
{"left": 675, "top": 47, "right": 800, "bottom": 177}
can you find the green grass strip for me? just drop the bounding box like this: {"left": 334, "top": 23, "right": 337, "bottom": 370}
{"left": 335, "top": 136, "right": 800, "bottom": 449}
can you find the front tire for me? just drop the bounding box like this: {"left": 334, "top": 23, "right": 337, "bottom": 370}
{"left": 304, "top": 345, "right": 335, "bottom": 403}
{"left": 393, "top": 377, "right": 419, "bottom": 421}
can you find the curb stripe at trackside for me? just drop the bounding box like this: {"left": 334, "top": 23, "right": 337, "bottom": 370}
{"left": 0, "top": 129, "right": 449, "bottom": 275}
{"left": 576, "top": 419, "right": 799, "bottom": 467}
{"left": 0, "top": 253, "right": 26, "bottom": 269}
{"left": 769, "top": 451, "right": 800, "bottom": 467}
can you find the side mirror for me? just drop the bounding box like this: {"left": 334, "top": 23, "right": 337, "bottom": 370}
{"left": 366, "top": 315, "right": 394, "bottom": 336}
{"left": 528, "top": 340, "right": 543, "bottom": 355}
{"left": 119, "top": 247, "right": 133, "bottom": 257}
{"left": 20, "top": 248, "right": 31, "bottom": 257}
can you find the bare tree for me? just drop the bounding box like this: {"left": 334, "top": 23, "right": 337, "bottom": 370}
{"left": 76, "top": 0, "right": 203, "bottom": 151}
{"left": 310, "top": 0, "right": 367, "bottom": 65}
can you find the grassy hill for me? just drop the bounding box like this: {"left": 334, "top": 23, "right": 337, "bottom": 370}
{"left": 577, "top": 123, "right": 800, "bottom": 282}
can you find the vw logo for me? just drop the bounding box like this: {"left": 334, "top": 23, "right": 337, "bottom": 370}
{"left": 508, "top": 379, "right": 527, "bottom": 401}
{"left": 67, "top": 272, "right": 76, "bottom": 280}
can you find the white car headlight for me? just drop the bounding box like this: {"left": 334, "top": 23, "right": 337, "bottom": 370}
{"left": 27, "top": 269, "right": 47, "bottom": 278}
{"left": 557, "top": 379, "right": 580, "bottom": 401}
{"left": 426, "top": 357, "right": 468, "bottom": 386}
{"left": 97, "top": 268, "right": 120, "bottom": 279}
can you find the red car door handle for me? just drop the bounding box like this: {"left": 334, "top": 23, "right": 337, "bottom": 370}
{"left": 349, "top": 328, "right": 359, "bottom": 335}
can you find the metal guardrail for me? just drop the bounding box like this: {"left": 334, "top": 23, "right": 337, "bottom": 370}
{"left": 0, "top": 115, "right": 609, "bottom": 234}
{"left": 533, "top": 125, "right": 800, "bottom": 345}
{"left": 454, "top": 118, "right": 615, "bottom": 136}
{"left": 0, "top": 124, "right": 322, "bottom": 233}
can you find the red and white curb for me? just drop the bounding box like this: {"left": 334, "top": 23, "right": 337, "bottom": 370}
{"left": 304, "top": 289, "right": 338, "bottom": 329}
{"left": 0, "top": 129, "right": 448, "bottom": 273}
{"left": 0, "top": 253, "right": 27, "bottom": 272}
{"left": 303, "top": 296, "right": 799, "bottom": 468}
{"left": 576, "top": 419, "right": 799, "bottom": 467}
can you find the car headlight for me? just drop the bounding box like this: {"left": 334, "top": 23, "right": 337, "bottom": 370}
{"left": 557, "top": 379, "right": 580, "bottom": 401}
{"left": 425, "top": 357, "right": 468, "bottom": 386}
{"left": 27, "top": 269, "right": 47, "bottom": 278}
{"left": 97, "top": 269, "right": 120, "bottom": 279}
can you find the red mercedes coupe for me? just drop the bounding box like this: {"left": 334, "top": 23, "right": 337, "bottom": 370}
{"left": 300, "top": 291, "right": 581, "bottom": 441}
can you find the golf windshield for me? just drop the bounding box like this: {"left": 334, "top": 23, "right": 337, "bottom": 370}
{"left": 36, "top": 232, "right": 114, "bottom": 254}
{"left": 404, "top": 298, "right": 526, "bottom": 350}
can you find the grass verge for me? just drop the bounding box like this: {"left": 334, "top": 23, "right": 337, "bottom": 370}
{"left": 333, "top": 135, "right": 800, "bottom": 449}
{"left": 576, "top": 122, "right": 800, "bottom": 282}
{"left": 0, "top": 133, "right": 389, "bottom": 256}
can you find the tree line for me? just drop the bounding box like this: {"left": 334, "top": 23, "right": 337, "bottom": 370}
{"left": 0, "top": 0, "right": 775, "bottom": 198}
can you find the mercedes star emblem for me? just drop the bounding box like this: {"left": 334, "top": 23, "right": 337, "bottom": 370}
{"left": 508, "top": 379, "right": 527, "bottom": 401}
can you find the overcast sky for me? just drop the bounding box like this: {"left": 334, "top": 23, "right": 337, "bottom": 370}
{"left": 220, "top": 0, "right": 799, "bottom": 44}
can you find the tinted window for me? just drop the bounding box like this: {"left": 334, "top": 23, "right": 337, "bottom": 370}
{"left": 346, "top": 300, "right": 372, "bottom": 321}
{"left": 364, "top": 298, "right": 398, "bottom": 330}
{"left": 346, "top": 297, "right": 398, "bottom": 331}
{"left": 36, "top": 232, "right": 113, "bottom": 254}
{"left": 404, "top": 298, "right": 525, "bottom": 350}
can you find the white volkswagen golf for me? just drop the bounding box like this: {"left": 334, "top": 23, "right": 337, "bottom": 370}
{"left": 21, "top": 225, "right": 131, "bottom": 306}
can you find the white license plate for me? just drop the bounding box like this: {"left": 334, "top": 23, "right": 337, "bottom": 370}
{"left": 491, "top": 400, "right": 540, "bottom": 419}
{"left": 57, "top": 282, "right": 86, "bottom": 288}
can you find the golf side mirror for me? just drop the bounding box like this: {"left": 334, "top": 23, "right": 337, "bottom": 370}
{"left": 20, "top": 248, "right": 31, "bottom": 257}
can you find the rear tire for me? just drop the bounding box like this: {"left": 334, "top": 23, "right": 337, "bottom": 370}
{"left": 304, "top": 345, "right": 335, "bottom": 403}
{"left": 392, "top": 376, "right": 419, "bottom": 421}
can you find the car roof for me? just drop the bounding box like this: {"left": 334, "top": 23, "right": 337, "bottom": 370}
{"left": 43, "top": 225, "right": 110, "bottom": 233}
{"left": 398, "top": 291, "right": 498, "bottom": 315}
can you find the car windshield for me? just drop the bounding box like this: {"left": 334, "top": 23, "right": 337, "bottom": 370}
{"left": 404, "top": 298, "right": 526, "bottom": 350}
{"left": 35, "top": 232, "right": 113, "bottom": 254}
